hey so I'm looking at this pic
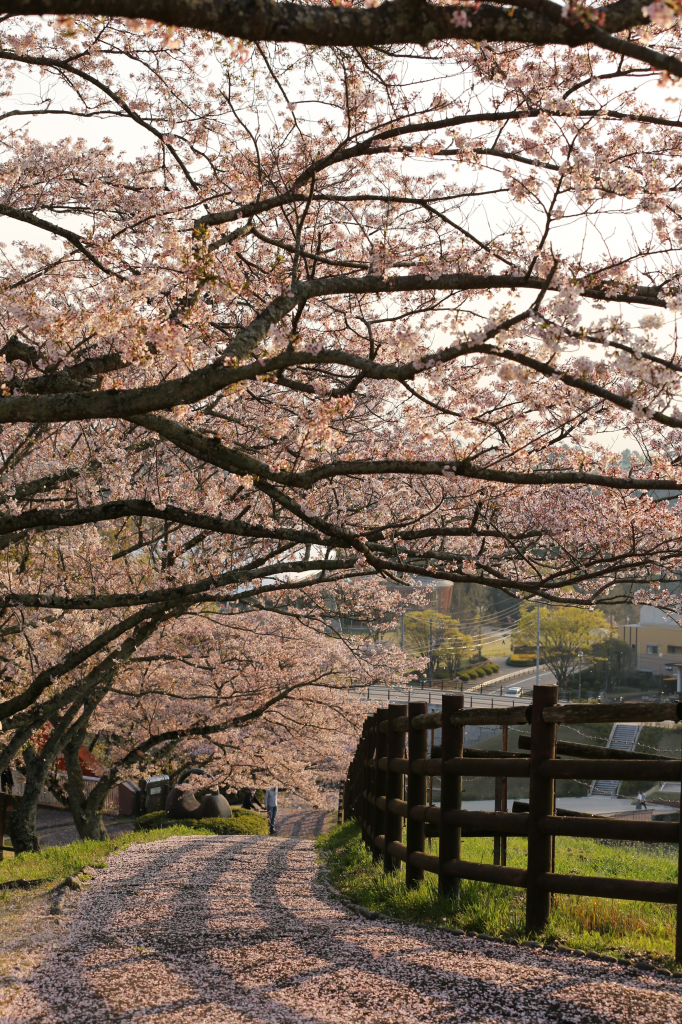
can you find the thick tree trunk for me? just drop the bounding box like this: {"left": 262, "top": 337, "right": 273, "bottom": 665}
{"left": 78, "top": 809, "right": 109, "bottom": 841}
{"left": 8, "top": 706, "right": 81, "bottom": 854}
{"left": 7, "top": 747, "right": 47, "bottom": 853}
{"left": 63, "top": 736, "right": 111, "bottom": 842}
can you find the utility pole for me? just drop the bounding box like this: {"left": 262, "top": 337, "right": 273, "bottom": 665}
{"left": 476, "top": 609, "right": 482, "bottom": 660}
{"left": 428, "top": 615, "right": 433, "bottom": 685}
{"left": 578, "top": 650, "right": 583, "bottom": 703}
{"left": 400, "top": 614, "right": 404, "bottom": 651}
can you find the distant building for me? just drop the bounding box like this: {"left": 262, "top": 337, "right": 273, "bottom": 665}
{"left": 619, "top": 606, "right": 682, "bottom": 689}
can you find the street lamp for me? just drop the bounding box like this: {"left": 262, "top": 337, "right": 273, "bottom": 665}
{"left": 578, "top": 651, "right": 583, "bottom": 703}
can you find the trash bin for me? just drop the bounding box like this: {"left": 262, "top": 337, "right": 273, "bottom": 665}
{"left": 118, "top": 780, "right": 142, "bottom": 817}
{"left": 142, "top": 775, "right": 169, "bottom": 814}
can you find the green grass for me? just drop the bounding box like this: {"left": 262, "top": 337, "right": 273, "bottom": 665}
{"left": 0, "top": 824, "right": 210, "bottom": 889}
{"left": 318, "top": 821, "right": 679, "bottom": 967}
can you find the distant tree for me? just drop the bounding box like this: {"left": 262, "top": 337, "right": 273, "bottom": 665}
{"left": 442, "top": 629, "right": 475, "bottom": 678}
{"left": 399, "top": 611, "right": 474, "bottom": 678}
{"left": 513, "top": 607, "right": 610, "bottom": 688}
{"left": 589, "top": 638, "right": 636, "bottom": 692}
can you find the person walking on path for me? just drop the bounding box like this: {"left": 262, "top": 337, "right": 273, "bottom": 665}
{"left": 241, "top": 788, "right": 265, "bottom": 812}
{"left": 265, "top": 786, "right": 278, "bottom": 834}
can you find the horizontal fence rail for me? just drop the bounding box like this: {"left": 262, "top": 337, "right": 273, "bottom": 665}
{"left": 343, "top": 685, "right": 682, "bottom": 960}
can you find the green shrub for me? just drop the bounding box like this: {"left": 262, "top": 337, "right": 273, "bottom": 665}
{"left": 135, "top": 808, "right": 268, "bottom": 835}
{"left": 197, "top": 815, "right": 269, "bottom": 835}
{"left": 506, "top": 653, "right": 536, "bottom": 667}
{"left": 135, "top": 810, "right": 169, "bottom": 831}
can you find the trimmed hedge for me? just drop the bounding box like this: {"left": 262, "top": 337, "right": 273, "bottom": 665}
{"left": 506, "top": 654, "right": 537, "bottom": 667}
{"left": 135, "top": 808, "right": 269, "bottom": 836}
{"left": 456, "top": 662, "right": 499, "bottom": 681}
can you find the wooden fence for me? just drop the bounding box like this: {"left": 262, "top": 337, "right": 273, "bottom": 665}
{"left": 343, "top": 684, "right": 682, "bottom": 960}
{"left": 7, "top": 772, "right": 121, "bottom": 814}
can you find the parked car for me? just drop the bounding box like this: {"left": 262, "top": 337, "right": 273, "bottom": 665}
{"left": 505, "top": 685, "right": 523, "bottom": 697}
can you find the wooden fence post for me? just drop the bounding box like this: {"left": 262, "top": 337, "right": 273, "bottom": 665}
{"left": 676, "top": 760, "right": 682, "bottom": 962}
{"left": 360, "top": 722, "right": 370, "bottom": 849}
{"left": 526, "top": 683, "right": 558, "bottom": 933}
{"left": 439, "top": 693, "right": 464, "bottom": 900}
{"left": 406, "top": 701, "right": 428, "bottom": 889}
{"left": 365, "top": 717, "right": 376, "bottom": 853}
{"left": 372, "top": 709, "right": 388, "bottom": 861}
{"left": 384, "top": 703, "right": 407, "bottom": 874}
{"left": 494, "top": 724, "right": 509, "bottom": 866}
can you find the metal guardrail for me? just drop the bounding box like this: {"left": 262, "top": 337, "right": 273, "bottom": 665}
{"left": 362, "top": 683, "right": 547, "bottom": 710}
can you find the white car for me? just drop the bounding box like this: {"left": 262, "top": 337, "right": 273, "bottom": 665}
{"left": 505, "top": 685, "right": 523, "bottom": 698}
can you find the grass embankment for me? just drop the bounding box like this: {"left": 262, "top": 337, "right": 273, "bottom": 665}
{"left": 318, "top": 821, "right": 679, "bottom": 966}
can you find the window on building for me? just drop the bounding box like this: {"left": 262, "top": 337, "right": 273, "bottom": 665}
{"left": 646, "top": 644, "right": 658, "bottom": 655}
{"left": 668, "top": 645, "right": 681, "bottom": 654}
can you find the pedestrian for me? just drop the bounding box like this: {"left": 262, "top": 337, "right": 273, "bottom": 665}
{"left": 640, "top": 789, "right": 647, "bottom": 811}
{"left": 241, "top": 787, "right": 264, "bottom": 812}
{"left": 265, "top": 785, "right": 278, "bottom": 834}
{"left": 0, "top": 768, "right": 12, "bottom": 793}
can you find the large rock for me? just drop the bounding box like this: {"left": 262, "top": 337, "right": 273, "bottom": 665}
{"left": 165, "top": 786, "right": 201, "bottom": 819}
{"left": 196, "top": 791, "right": 232, "bottom": 819}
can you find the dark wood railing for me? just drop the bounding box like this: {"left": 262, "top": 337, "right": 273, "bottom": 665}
{"left": 343, "top": 684, "right": 682, "bottom": 959}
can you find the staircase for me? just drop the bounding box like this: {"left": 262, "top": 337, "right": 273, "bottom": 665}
{"left": 589, "top": 723, "right": 642, "bottom": 797}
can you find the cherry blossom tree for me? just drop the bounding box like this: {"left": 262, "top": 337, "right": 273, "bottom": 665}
{"left": 1, "top": 568, "right": 418, "bottom": 851}
{"left": 3, "top": 15, "right": 682, "bottom": 847}
{"left": 51, "top": 606, "right": 411, "bottom": 842}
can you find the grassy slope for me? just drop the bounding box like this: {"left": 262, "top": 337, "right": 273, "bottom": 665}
{"left": 318, "top": 821, "right": 679, "bottom": 966}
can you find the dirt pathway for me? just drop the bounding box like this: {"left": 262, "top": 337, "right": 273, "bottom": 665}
{"left": 273, "top": 809, "right": 334, "bottom": 838}
{"left": 4, "top": 834, "right": 680, "bottom": 1023}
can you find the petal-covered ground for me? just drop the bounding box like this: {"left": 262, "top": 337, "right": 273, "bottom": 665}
{"left": 4, "top": 835, "right": 681, "bottom": 1024}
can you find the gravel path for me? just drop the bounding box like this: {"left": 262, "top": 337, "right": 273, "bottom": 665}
{"left": 5, "top": 834, "right": 681, "bottom": 1024}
